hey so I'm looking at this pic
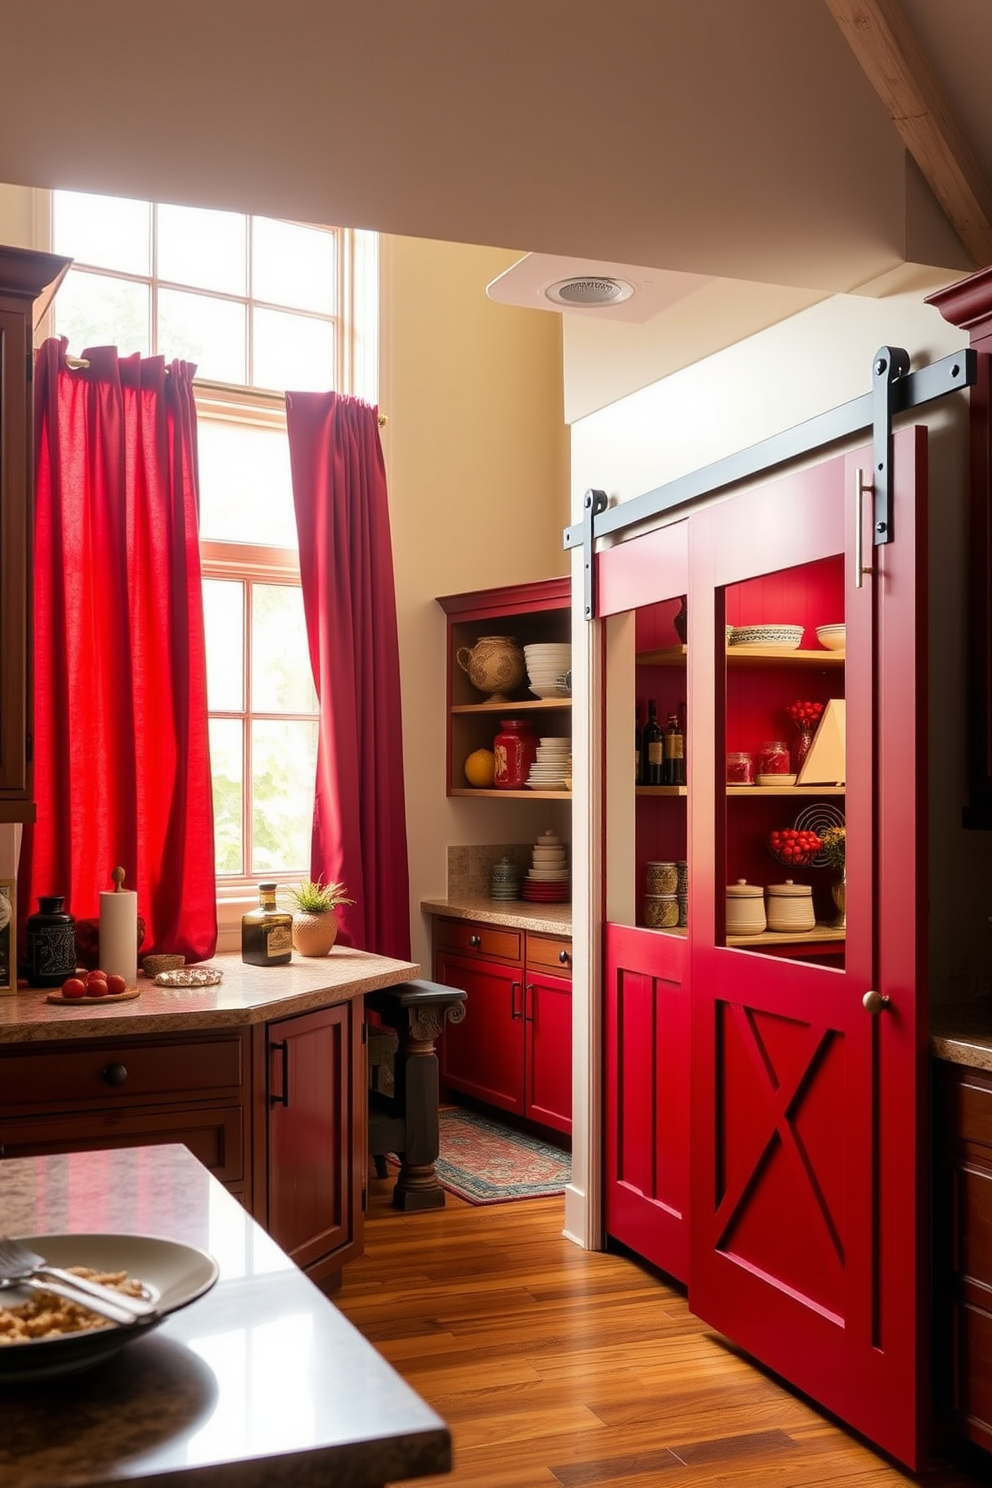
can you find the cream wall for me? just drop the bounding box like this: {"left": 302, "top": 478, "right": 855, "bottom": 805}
{"left": 378, "top": 234, "right": 569, "bottom": 969}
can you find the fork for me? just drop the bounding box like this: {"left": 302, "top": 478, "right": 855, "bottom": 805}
{"left": 0, "top": 1235, "right": 157, "bottom": 1325}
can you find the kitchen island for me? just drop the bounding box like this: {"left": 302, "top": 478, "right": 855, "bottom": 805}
{"left": 0, "top": 1142, "right": 450, "bottom": 1488}
{"left": 0, "top": 948, "right": 420, "bottom": 1285}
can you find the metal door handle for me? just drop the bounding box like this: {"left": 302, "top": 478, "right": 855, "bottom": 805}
{"left": 269, "top": 1039, "right": 290, "bottom": 1105}
{"left": 855, "top": 469, "right": 874, "bottom": 589}
{"left": 510, "top": 981, "right": 522, "bottom": 1019}
{"left": 524, "top": 983, "right": 534, "bottom": 1023}
{"left": 863, "top": 990, "right": 890, "bottom": 1015}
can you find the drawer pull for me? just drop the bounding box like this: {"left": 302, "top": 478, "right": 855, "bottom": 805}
{"left": 510, "top": 981, "right": 522, "bottom": 1020}
{"left": 469, "top": 934, "right": 481, "bottom": 949}
{"left": 101, "top": 1063, "right": 128, "bottom": 1087}
{"left": 270, "top": 1039, "right": 290, "bottom": 1107}
{"left": 558, "top": 949, "right": 570, "bottom": 965}
{"left": 524, "top": 983, "right": 534, "bottom": 1023}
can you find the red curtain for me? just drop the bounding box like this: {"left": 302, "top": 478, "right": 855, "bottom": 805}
{"left": 19, "top": 339, "right": 217, "bottom": 961}
{"left": 285, "top": 392, "right": 410, "bottom": 960}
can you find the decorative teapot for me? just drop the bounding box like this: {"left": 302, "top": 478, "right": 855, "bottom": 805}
{"left": 456, "top": 635, "right": 526, "bottom": 702}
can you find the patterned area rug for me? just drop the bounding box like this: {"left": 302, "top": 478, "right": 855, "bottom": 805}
{"left": 431, "top": 1107, "right": 571, "bottom": 1205}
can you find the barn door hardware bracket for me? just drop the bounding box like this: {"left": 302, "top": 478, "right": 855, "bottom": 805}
{"left": 564, "top": 347, "right": 977, "bottom": 616}
{"left": 580, "top": 488, "right": 608, "bottom": 620}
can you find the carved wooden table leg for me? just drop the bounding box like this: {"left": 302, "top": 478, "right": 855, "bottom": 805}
{"left": 365, "top": 980, "right": 467, "bottom": 1211}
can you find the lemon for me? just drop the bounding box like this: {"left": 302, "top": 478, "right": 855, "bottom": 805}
{"left": 464, "top": 748, "right": 496, "bottom": 788}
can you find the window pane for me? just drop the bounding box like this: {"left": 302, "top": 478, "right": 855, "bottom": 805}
{"left": 56, "top": 270, "right": 150, "bottom": 358}
{"left": 251, "top": 720, "right": 319, "bottom": 875}
{"left": 209, "top": 719, "right": 244, "bottom": 875}
{"left": 197, "top": 420, "right": 298, "bottom": 547}
{"left": 252, "top": 218, "right": 336, "bottom": 313}
{"left": 158, "top": 204, "right": 247, "bottom": 296}
{"left": 53, "top": 190, "right": 151, "bottom": 275}
{"left": 253, "top": 307, "right": 336, "bottom": 393}
{"left": 203, "top": 580, "right": 245, "bottom": 712}
{"left": 158, "top": 288, "right": 246, "bottom": 381}
{"left": 252, "top": 585, "right": 318, "bottom": 713}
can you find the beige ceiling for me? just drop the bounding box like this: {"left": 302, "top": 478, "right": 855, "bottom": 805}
{"left": 1, "top": 1, "right": 989, "bottom": 340}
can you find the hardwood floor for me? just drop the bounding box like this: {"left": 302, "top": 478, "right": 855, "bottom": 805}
{"left": 335, "top": 1176, "right": 989, "bottom": 1488}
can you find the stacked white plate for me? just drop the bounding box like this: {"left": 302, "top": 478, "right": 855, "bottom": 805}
{"left": 527, "top": 736, "right": 571, "bottom": 791}
{"left": 523, "top": 829, "right": 571, "bottom": 902}
{"left": 524, "top": 643, "right": 572, "bottom": 699}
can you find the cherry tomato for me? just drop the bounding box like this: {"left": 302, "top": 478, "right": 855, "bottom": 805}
{"left": 61, "top": 977, "right": 86, "bottom": 999}
{"left": 106, "top": 974, "right": 127, "bottom": 996}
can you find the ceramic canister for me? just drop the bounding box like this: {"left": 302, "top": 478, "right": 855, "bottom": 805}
{"left": 726, "top": 879, "right": 765, "bottom": 936}
{"left": 766, "top": 880, "right": 815, "bottom": 933}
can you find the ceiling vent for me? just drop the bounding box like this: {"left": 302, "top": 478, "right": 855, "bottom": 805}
{"left": 544, "top": 275, "right": 635, "bottom": 308}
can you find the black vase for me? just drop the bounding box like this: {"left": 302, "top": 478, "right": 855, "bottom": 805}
{"left": 26, "top": 895, "right": 77, "bottom": 987}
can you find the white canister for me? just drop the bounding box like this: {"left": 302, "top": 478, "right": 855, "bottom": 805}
{"left": 766, "top": 880, "right": 815, "bottom": 933}
{"left": 726, "top": 879, "right": 766, "bottom": 936}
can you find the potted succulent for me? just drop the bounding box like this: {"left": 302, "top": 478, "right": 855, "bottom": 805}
{"left": 285, "top": 878, "right": 354, "bottom": 957}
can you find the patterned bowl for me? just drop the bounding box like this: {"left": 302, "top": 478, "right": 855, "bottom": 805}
{"left": 816, "top": 623, "right": 846, "bottom": 651}
{"left": 730, "top": 624, "right": 804, "bottom": 649}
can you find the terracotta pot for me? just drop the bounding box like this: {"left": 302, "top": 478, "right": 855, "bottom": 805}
{"left": 292, "top": 911, "right": 339, "bottom": 957}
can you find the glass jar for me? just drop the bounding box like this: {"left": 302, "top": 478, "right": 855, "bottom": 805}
{"left": 242, "top": 883, "right": 293, "bottom": 966}
{"left": 493, "top": 718, "right": 538, "bottom": 789}
{"left": 26, "top": 895, "right": 77, "bottom": 987}
{"left": 726, "top": 751, "right": 755, "bottom": 785}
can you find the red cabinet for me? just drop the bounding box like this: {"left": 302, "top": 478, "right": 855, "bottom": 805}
{"left": 599, "top": 430, "right": 928, "bottom": 1468}
{"left": 435, "top": 918, "right": 572, "bottom": 1136}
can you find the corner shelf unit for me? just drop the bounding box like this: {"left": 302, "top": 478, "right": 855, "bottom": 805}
{"left": 437, "top": 577, "right": 571, "bottom": 799}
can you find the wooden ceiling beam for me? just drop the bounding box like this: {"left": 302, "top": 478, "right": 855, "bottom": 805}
{"left": 824, "top": 0, "right": 992, "bottom": 267}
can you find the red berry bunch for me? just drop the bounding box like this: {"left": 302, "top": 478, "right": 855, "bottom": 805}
{"left": 786, "top": 699, "right": 824, "bottom": 725}
{"left": 768, "top": 827, "right": 822, "bottom": 864}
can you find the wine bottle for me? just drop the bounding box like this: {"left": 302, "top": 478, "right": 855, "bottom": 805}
{"left": 635, "top": 703, "right": 644, "bottom": 785}
{"left": 644, "top": 700, "right": 663, "bottom": 785}
{"left": 242, "top": 883, "right": 293, "bottom": 966}
{"left": 663, "top": 712, "right": 686, "bottom": 786}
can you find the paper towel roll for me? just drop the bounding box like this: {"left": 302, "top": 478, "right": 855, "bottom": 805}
{"left": 99, "top": 889, "right": 137, "bottom": 986}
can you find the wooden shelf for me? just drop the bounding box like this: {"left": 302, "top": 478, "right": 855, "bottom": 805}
{"left": 450, "top": 788, "right": 570, "bottom": 800}
{"left": 637, "top": 644, "right": 844, "bottom": 668}
{"left": 451, "top": 697, "right": 571, "bottom": 715}
{"left": 727, "top": 785, "right": 845, "bottom": 796}
{"left": 635, "top": 785, "right": 688, "bottom": 797}
{"left": 727, "top": 925, "right": 846, "bottom": 948}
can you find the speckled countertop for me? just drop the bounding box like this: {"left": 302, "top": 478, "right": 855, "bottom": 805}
{"left": 931, "top": 1002, "right": 992, "bottom": 1071}
{"left": 421, "top": 897, "right": 572, "bottom": 936}
{"left": 0, "top": 948, "right": 419, "bottom": 1045}
{"left": 0, "top": 1143, "right": 450, "bottom": 1488}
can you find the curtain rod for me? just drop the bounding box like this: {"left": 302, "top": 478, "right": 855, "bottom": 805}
{"left": 63, "top": 356, "right": 387, "bottom": 425}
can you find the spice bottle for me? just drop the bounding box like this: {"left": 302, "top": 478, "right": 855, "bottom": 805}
{"left": 242, "top": 883, "right": 293, "bottom": 966}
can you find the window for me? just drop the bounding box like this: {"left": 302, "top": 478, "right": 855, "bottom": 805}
{"left": 50, "top": 190, "right": 378, "bottom": 889}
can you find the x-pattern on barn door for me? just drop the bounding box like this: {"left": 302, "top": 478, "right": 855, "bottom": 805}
{"left": 687, "top": 431, "right": 927, "bottom": 1469}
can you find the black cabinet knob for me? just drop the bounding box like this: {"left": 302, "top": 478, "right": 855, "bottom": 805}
{"left": 469, "top": 934, "right": 481, "bottom": 948}
{"left": 559, "top": 949, "right": 570, "bottom": 965}
{"left": 101, "top": 1063, "right": 128, "bottom": 1087}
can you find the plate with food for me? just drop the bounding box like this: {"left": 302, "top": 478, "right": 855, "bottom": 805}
{"left": 0, "top": 1233, "right": 218, "bottom": 1380}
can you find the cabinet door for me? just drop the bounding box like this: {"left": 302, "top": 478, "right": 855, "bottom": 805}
{"left": 685, "top": 433, "right": 926, "bottom": 1469}
{"left": 266, "top": 1002, "right": 359, "bottom": 1276}
{"left": 436, "top": 951, "right": 524, "bottom": 1116}
{"left": 604, "top": 923, "right": 689, "bottom": 1283}
{"left": 524, "top": 969, "right": 571, "bottom": 1135}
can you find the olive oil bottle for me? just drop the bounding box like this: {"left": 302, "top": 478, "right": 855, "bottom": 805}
{"left": 241, "top": 883, "right": 293, "bottom": 966}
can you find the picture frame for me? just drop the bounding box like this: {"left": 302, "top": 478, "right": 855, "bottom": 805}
{"left": 0, "top": 877, "right": 15, "bottom": 993}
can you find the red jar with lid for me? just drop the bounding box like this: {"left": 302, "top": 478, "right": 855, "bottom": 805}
{"left": 493, "top": 719, "right": 538, "bottom": 789}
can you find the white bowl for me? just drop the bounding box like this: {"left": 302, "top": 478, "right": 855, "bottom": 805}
{"left": 816, "top": 623, "right": 846, "bottom": 651}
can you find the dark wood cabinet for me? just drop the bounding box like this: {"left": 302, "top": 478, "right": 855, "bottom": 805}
{"left": 934, "top": 1059, "right": 992, "bottom": 1456}
{"left": 261, "top": 999, "right": 363, "bottom": 1282}
{"left": 435, "top": 917, "right": 572, "bottom": 1136}
{"left": 0, "top": 245, "right": 70, "bottom": 821}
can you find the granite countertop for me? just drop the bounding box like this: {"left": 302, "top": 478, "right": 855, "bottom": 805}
{"left": 421, "top": 896, "right": 572, "bottom": 936}
{"left": 0, "top": 948, "right": 419, "bottom": 1045}
{"left": 0, "top": 1143, "right": 450, "bottom": 1488}
{"left": 931, "top": 1002, "right": 992, "bottom": 1071}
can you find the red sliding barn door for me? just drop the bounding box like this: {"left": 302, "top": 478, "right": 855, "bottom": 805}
{"left": 688, "top": 431, "right": 928, "bottom": 1468}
